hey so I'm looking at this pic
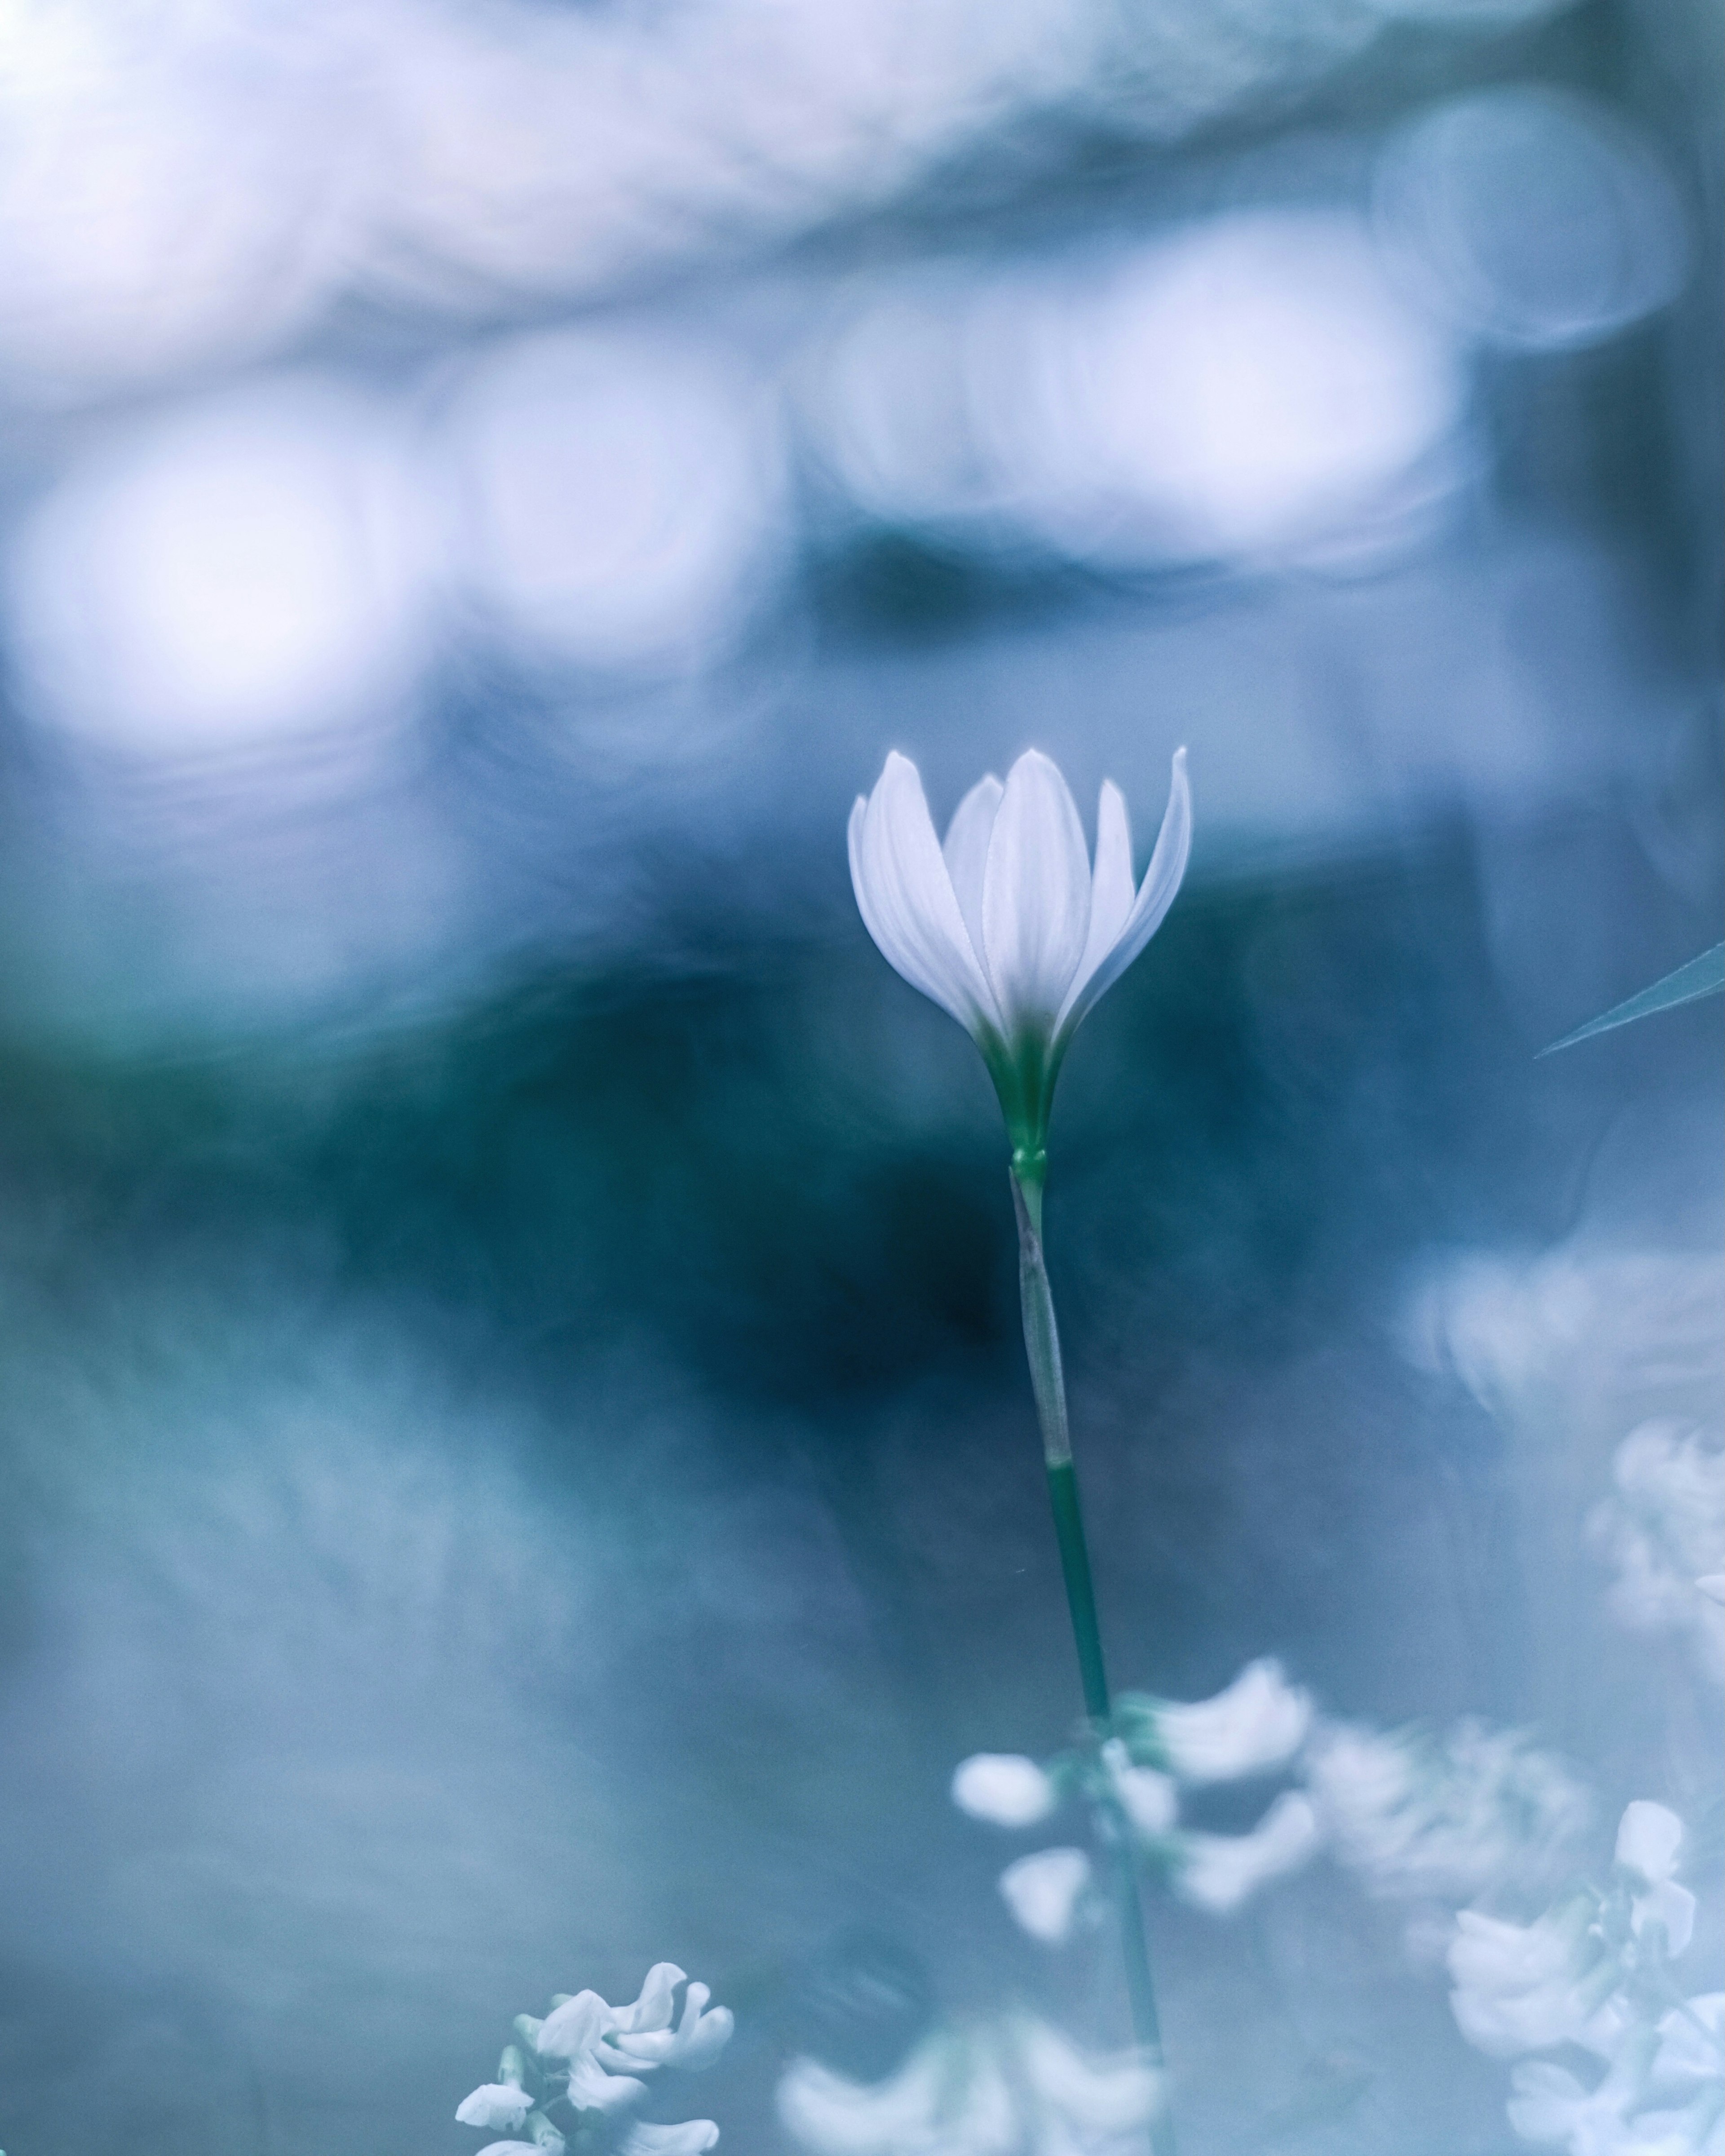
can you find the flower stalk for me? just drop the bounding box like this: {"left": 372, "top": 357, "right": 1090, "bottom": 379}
{"left": 1012, "top": 1162, "right": 1174, "bottom": 2156}
{"left": 847, "top": 745, "right": 1192, "bottom": 2156}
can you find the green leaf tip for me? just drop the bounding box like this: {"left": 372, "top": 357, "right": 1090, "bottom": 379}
{"left": 1538, "top": 941, "right": 1725, "bottom": 1056}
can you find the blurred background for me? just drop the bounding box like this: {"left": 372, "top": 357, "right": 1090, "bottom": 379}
{"left": 0, "top": 0, "right": 1718, "bottom": 2151}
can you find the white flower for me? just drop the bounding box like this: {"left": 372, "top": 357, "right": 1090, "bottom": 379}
{"left": 609, "top": 1979, "right": 735, "bottom": 2074}
{"left": 848, "top": 747, "right": 1191, "bottom": 1152}
{"left": 999, "top": 1847, "right": 1093, "bottom": 1943}
{"left": 779, "top": 2031, "right": 1017, "bottom": 2156}
{"left": 1405, "top": 1250, "right": 1725, "bottom": 1421}
{"left": 508, "top": 1966, "right": 734, "bottom": 2130}
{"left": 1504, "top": 2059, "right": 1644, "bottom": 2152}
{"left": 1616, "top": 1802, "right": 1696, "bottom": 1961}
{"left": 1650, "top": 1993, "right": 1725, "bottom": 2089}
{"left": 1134, "top": 1659, "right": 1312, "bottom": 1785}
{"left": 1447, "top": 1903, "right": 1620, "bottom": 2060}
{"left": 1015, "top": 2019, "right": 1163, "bottom": 2147}
{"left": 458, "top": 2086, "right": 536, "bottom": 2131}
{"left": 952, "top": 1752, "right": 1059, "bottom": 1828}
{"left": 1303, "top": 1718, "right": 1593, "bottom": 1914}
{"left": 1101, "top": 1740, "right": 1177, "bottom": 1838}
{"left": 1174, "top": 1790, "right": 1320, "bottom": 1915}
{"left": 1507, "top": 2039, "right": 1725, "bottom": 2156}
{"left": 1588, "top": 1422, "right": 1725, "bottom": 1688}
{"left": 778, "top": 2015, "right": 1162, "bottom": 2156}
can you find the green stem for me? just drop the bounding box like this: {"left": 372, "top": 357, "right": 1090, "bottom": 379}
{"left": 1010, "top": 1167, "right": 1175, "bottom": 2156}
{"left": 1045, "top": 1459, "right": 1108, "bottom": 1718}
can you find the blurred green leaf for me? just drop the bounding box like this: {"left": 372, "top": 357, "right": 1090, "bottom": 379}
{"left": 1538, "top": 943, "right": 1725, "bottom": 1056}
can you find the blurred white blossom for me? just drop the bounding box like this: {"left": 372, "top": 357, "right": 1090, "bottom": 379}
{"left": 1305, "top": 1717, "right": 1593, "bottom": 1922}
{"left": 1504, "top": 1994, "right": 1725, "bottom": 2156}
{"left": 778, "top": 2013, "right": 1162, "bottom": 2156}
{"left": 1452, "top": 1803, "right": 1723, "bottom": 2154}
{"left": 952, "top": 1752, "right": 1059, "bottom": 1828}
{"left": 1118, "top": 1658, "right": 1311, "bottom": 1784}
{"left": 1407, "top": 1250, "right": 1724, "bottom": 1418}
{"left": 1589, "top": 1422, "right": 1725, "bottom": 1686}
{"left": 1450, "top": 1899, "right": 1624, "bottom": 2059}
{"left": 1616, "top": 1802, "right": 1685, "bottom": 1885}
{"left": 957, "top": 1660, "right": 1323, "bottom": 1951}
{"left": 999, "top": 1846, "right": 1093, "bottom": 1943}
{"left": 1173, "top": 1791, "right": 1321, "bottom": 1916}
{"left": 1614, "top": 1803, "right": 1696, "bottom": 1960}
{"left": 1101, "top": 1740, "right": 1177, "bottom": 1838}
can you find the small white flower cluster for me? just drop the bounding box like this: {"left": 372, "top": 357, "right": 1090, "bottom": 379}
{"left": 1449, "top": 1802, "right": 1724, "bottom": 2155}
{"left": 778, "top": 2013, "right": 1163, "bottom": 2156}
{"left": 456, "top": 1964, "right": 734, "bottom": 2156}
{"left": 1589, "top": 1421, "right": 1725, "bottom": 1688}
{"left": 1305, "top": 1717, "right": 1595, "bottom": 1953}
{"left": 956, "top": 1662, "right": 1602, "bottom": 1957}
{"left": 952, "top": 1659, "right": 1320, "bottom": 1938}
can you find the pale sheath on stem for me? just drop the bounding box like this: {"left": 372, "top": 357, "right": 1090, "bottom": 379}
{"left": 849, "top": 743, "right": 1191, "bottom": 2156}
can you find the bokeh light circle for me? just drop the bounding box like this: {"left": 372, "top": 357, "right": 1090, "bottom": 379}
{"left": 1373, "top": 88, "right": 1689, "bottom": 350}
{"left": 439, "top": 328, "right": 789, "bottom": 675}
{"left": 4, "top": 376, "right": 435, "bottom": 757}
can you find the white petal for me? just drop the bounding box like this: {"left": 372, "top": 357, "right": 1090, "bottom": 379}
{"left": 1057, "top": 780, "right": 1136, "bottom": 1026}
{"left": 1653, "top": 1993, "right": 1725, "bottom": 2081}
{"left": 457, "top": 2087, "right": 535, "bottom": 2130}
{"left": 778, "top": 2044, "right": 982, "bottom": 2152}
{"left": 1175, "top": 1792, "right": 1320, "bottom": 1915}
{"left": 1055, "top": 748, "right": 1191, "bottom": 1040}
{"left": 567, "top": 2053, "right": 649, "bottom": 2115}
{"left": 670, "top": 2000, "right": 734, "bottom": 2072}
{"left": 1617, "top": 1800, "right": 1683, "bottom": 1884}
{"left": 613, "top": 1987, "right": 734, "bottom": 2073}
{"left": 1635, "top": 1879, "right": 1697, "bottom": 1959}
{"left": 611, "top": 1963, "right": 685, "bottom": 2036}
{"left": 617, "top": 2123, "right": 720, "bottom": 2156}
{"left": 1114, "top": 1765, "right": 1178, "bottom": 1839}
{"left": 951, "top": 1752, "right": 1057, "bottom": 1828}
{"left": 1504, "top": 2063, "right": 1590, "bottom": 2143}
{"left": 981, "top": 750, "right": 1092, "bottom": 1032}
{"left": 942, "top": 773, "right": 1003, "bottom": 972}
{"left": 999, "top": 1846, "right": 1091, "bottom": 1943}
{"left": 609, "top": 2029, "right": 678, "bottom": 2067}
{"left": 1017, "top": 2019, "right": 1163, "bottom": 2134}
{"left": 850, "top": 755, "right": 1002, "bottom": 1040}
{"left": 1447, "top": 1908, "right": 1587, "bottom": 1992}
{"left": 536, "top": 1992, "right": 609, "bottom": 2059}
{"left": 1150, "top": 1658, "right": 1312, "bottom": 1785}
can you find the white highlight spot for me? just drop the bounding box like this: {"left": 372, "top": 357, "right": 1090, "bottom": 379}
{"left": 441, "top": 330, "right": 786, "bottom": 674}
{"left": 5, "top": 377, "right": 432, "bottom": 757}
